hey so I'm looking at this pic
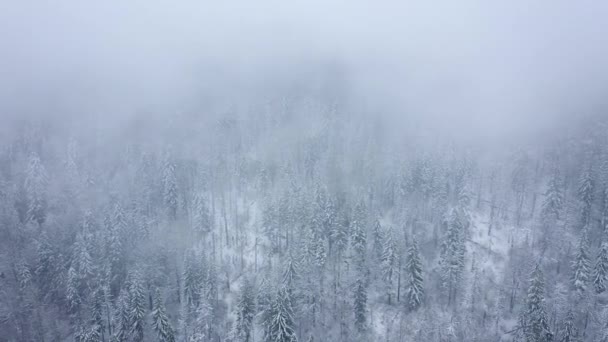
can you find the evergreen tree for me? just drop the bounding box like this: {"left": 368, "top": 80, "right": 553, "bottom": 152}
{"left": 329, "top": 209, "right": 349, "bottom": 257}
{"left": 129, "top": 272, "right": 147, "bottom": 342}
{"left": 572, "top": 232, "right": 590, "bottom": 294}
{"left": 152, "top": 288, "right": 175, "bottom": 342}
{"left": 192, "top": 193, "right": 211, "bottom": 235}
{"left": 558, "top": 310, "right": 579, "bottom": 342}
{"left": 405, "top": 237, "right": 424, "bottom": 311}
{"left": 114, "top": 289, "right": 131, "bottom": 342}
{"left": 232, "top": 277, "right": 256, "bottom": 342}
{"left": 541, "top": 169, "right": 563, "bottom": 224}
{"left": 282, "top": 255, "right": 299, "bottom": 290}
{"left": 380, "top": 226, "right": 397, "bottom": 304}
{"left": 262, "top": 286, "right": 297, "bottom": 342}
{"left": 24, "top": 152, "right": 48, "bottom": 225}
{"left": 578, "top": 166, "right": 594, "bottom": 227}
{"left": 67, "top": 265, "right": 81, "bottom": 313}
{"left": 353, "top": 278, "right": 367, "bottom": 333}
{"left": 521, "top": 265, "right": 553, "bottom": 342}
{"left": 372, "top": 219, "right": 383, "bottom": 262}
{"left": 439, "top": 209, "right": 466, "bottom": 306}
{"left": 162, "top": 153, "right": 178, "bottom": 220}
{"left": 91, "top": 288, "right": 105, "bottom": 341}
{"left": 594, "top": 238, "right": 608, "bottom": 293}
{"left": 350, "top": 201, "right": 367, "bottom": 271}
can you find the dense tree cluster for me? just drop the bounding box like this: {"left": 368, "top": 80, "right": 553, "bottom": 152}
{"left": 1, "top": 105, "right": 608, "bottom": 342}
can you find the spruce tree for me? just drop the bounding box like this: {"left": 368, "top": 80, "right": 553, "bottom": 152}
{"left": 578, "top": 166, "right": 594, "bottom": 227}
{"left": 114, "top": 289, "right": 131, "bottom": 342}
{"left": 572, "top": 232, "right": 590, "bottom": 294}
{"left": 405, "top": 237, "right": 424, "bottom": 311}
{"left": 262, "top": 286, "right": 298, "bottom": 342}
{"left": 521, "top": 265, "right": 553, "bottom": 342}
{"left": 24, "top": 152, "right": 48, "bottom": 225}
{"left": 353, "top": 278, "right": 367, "bottom": 333}
{"left": 152, "top": 288, "right": 175, "bottom": 342}
{"left": 594, "top": 238, "right": 608, "bottom": 293}
{"left": 129, "top": 272, "right": 147, "bottom": 342}
{"left": 439, "top": 209, "right": 465, "bottom": 306}
{"left": 350, "top": 201, "right": 367, "bottom": 271}
{"left": 232, "top": 277, "right": 256, "bottom": 342}
{"left": 380, "top": 226, "right": 397, "bottom": 304}
{"left": 558, "top": 310, "right": 579, "bottom": 342}
{"left": 66, "top": 265, "right": 81, "bottom": 313}
{"left": 193, "top": 193, "right": 211, "bottom": 235}
{"left": 541, "top": 169, "right": 563, "bottom": 224}
{"left": 372, "top": 219, "right": 383, "bottom": 262}
{"left": 162, "top": 153, "right": 178, "bottom": 220}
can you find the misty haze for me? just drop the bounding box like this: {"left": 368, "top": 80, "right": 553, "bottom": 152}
{"left": 1, "top": 1, "right": 608, "bottom": 341}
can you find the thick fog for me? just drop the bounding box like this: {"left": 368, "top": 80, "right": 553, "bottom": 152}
{"left": 2, "top": 1, "right": 607, "bottom": 135}
{"left": 1, "top": 1, "right": 608, "bottom": 342}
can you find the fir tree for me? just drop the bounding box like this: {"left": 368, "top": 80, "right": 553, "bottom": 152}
{"left": 572, "top": 232, "right": 590, "bottom": 294}
{"left": 193, "top": 193, "right": 211, "bottom": 235}
{"left": 25, "top": 152, "right": 48, "bottom": 225}
{"left": 67, "top": 265, "right": 81, "bottom": 313}
{"left": 380, "top": 226, "right": 397, "bottom": 304}
{"left": 439, "top": 209, "right": 466, "bottom": 306}
{"left": 353, "top": 278, "right": 367, "bottom": 334}
{"left": 594, "top": 238, "right": 608, "bottom": 293}
{"left": 558, "top": 310, "right": 579, "bottom": 342}
{"left": 114, "top": 289, "right": 131, "bottom": 342}
{"left": 541, "top": 169, "right": 563, "bottom": 224}
{"left": 262, "top": 286, "right": 297, "bottom": 342}
{"left": 232, "top": 277, "right": 256, "bottom": 342}
{"left": 405, "top": 237, "right": 424, "bottom": 311}
{"left": 282, "top": 255, "right": 299, "bottom": 290}
{"left": 152, "top": 288, "right": 175, "bottom": 342}
{"left": 372, "top": 219, "right": 383, "bottom": 262}
{"left": 162, "top": 153, "right": 178, "bottom": 220}
{"left": 578, "top": 166, "right": 594, "bottom": 227}
{"left": 521, "top": 265, "right": 553, "bottom": 342}
{"left": 350, "top": 201, "right": 367, "bottom": 271}
{"left": 91, "top": 288, "right": 105, "bottom": 340}
{"left": 129, "top": 272, "right": 147, "bottom": 342}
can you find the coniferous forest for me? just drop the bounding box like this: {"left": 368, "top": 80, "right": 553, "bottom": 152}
{"left": 1, "top": 1, "right": 608, "bottom": 342}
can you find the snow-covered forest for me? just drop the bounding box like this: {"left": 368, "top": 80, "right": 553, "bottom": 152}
{"left": 2, "top": 1, "right": 608, "bottom": 342}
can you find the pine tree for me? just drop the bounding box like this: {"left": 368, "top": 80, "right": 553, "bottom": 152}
{"left": 439, "top": 209, "right": 466, "bottom": 306}
{"left": 162, "top": 153, "right": 178, "bottom": 220}
{"left": 558, "top": 310, "right": 579, "bottom": 342}
{"left": 193, "top": 193, "right": 211, "bottom": 235}
{"left": 350, "top": 201, "right": 367, "bottom": 271}
{"left": 25, "top": 152, "right": 48, "bottom": 225}
{"left": 572, "top": 232, "right": 590, "bottom": 294}
{"left": 405, "top": 237, "right": 424, "bottom": 311}
{"left": 380, "top": 226, "right": 397, "bottom": 304}
{"left": 329, "top": 209, "right": 349, "bottom": 257}
{"left": 594, "top": 238, "right": 608, "bottom": 293}
{"left": 353, "top": 278, "right": 367, "bottom": 334}
{"left": 129, "top": 272, "right": 147, "bottom": 342}
{"left": 521, "top": 265, "right": 553, "bottom": 342}
{"left": 91, "top": 288, "right": 105, "bottom": 340}
{"left": 262, "top": 286, "right": 298, "bottom": 342}
{"left": 183, "top": 250, "right": 203, "bottom": 306}
{"left": 232, "top": 277, "right": 256, "bottom": 342}
{"left": 73, "top": 231, "right": 93, "bottom": 284}
{"left": 578, "top": 166, "right": 594, "bottom": 227}
{"left": 541, "top": 169, "right": 563, "bottom": 224}
{"left": 282, "top": 255, "right": 299, "bottom": 290}
{"left": 152, "top": 288, "right": 175, "bottom": 342}
{"left": 372, "top": 219, "right": 383, "bottom": 262}
{"left": 67, "top": 265, "right": 81, "bottom": 313}
{"left": 114, "top": 289, "right": 131, "bottom": 342}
